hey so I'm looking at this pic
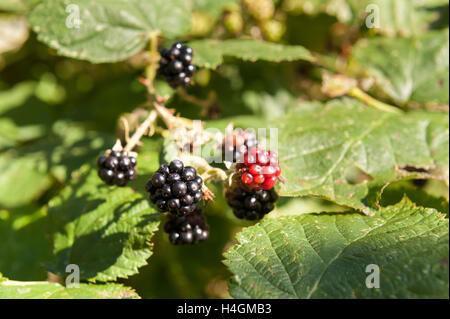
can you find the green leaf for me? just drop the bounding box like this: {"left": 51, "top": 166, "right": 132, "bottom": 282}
{"left": 128, "top": 136, "right": 163, "bottom": 195}
{"left": 193, "top": 0, "right": 237, "bottom": 17}
{"left": 376, "top": 180, "right": 449, "bottom": 216}
{"left": 0, "top": 279, "right": 139, "bottom": 299}
{"left": 0, "top": 81, "right": 35, "bottom": 114}
{"left": 0, "top": 0, "right": 28, "bottom": 12}
{"left": 0, "top": 121, "right": 111, "bottom": 208}
{"left": 190, "top": 39, "right": 314, "bottom": 69}
{"left": 205, "top": 115, "right": 268, "bottom": 132}
{"left": 46, "top": 164, "right": 161, "bottom": 282}
{"left": 124, "top": 208, "right": 238, "bottom": 298}
{"left": 350, "top": 0, "right": 449, "bottom": 37}
{"left": 29, "top": 0, "right": 192, "bottom": 63}
{"left": 352, "top": 29, "right": 449, "bottom": 107}
{"left": 0, "top": 150, "right": 53, "bottom": 208}
{"left": 44, "top": 121, "right": 113, "bottom": 182}
{"left": 0, "top": 0, "right": 40, "bottom": 13}
{"left": 0, "top": 81, "right": 51, "bottom": 150}
{"left": 289, "top": 0, "right": 448, "bottom": 36}
{"left": 274, "top": 98, "right": 449, "bottom": 215}
{"left": 189, "top": 40, "right": 227, "bottom": 69}
{"left": 225, "top": 199, "right": 449, "bottom": 298}
{"left": 268, "top": 197, "right": 347, "bottom": 218}
{"left": 160, "top": 133, "right": 181, "bottom": 168}
{"left": 0, "top": 205, "right": 52, "bottom": 281}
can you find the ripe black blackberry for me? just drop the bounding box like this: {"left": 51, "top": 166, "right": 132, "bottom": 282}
{"left": 97, "top": 150, "right": 137, "bottom": 187}
{"left": 164, "top": 207, "right": 209, "bottom": 245}
{"left": 226, "top": 184, "right": 278, "bottom": 220}
{"left": 222, "top": 130, "right": 257, "bottom": 163}
{"left": 146, "top": 159, "right": 203, "bottom": 216}
{"left": 158, "top": 42, "right": 196, "bottom": 88}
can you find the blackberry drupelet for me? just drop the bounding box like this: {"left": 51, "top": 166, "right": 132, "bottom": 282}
{"left": 97, "top": 150, "right": 137, "bottom": 187}
{"left": 226, "top": 184, "right": 278, "bottom": 220}
{"left": 164, "top": 207, "right": 209, "bottom": 245}
{"left": 158, "top": 42, "right": 197, "bottom": 88}
{"left": 146, "top": 159, "right": 203, "bottom": 216}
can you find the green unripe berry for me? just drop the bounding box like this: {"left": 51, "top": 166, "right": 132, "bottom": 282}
{"left": 224, "top": 11, "right": 244, "bottom": 34}
{"left": 262, "top": 19, "right": 286, "bottom": 42}
{"left": 190, "top": 11, "right": 215, "bottom": 36}
{"left": 243, "top": 0, "right": 274, "bottom": 21}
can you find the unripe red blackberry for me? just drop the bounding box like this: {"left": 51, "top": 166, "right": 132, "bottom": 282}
{"left": 97, "top": 150, "right": 137, "bottom": 187}
{"left": 237, "top": 147, "right": 281, "bottom": 190}
{"left": 146, "top": 160, "right": 203, "bottom": 216}
{"left": 158, "top": 42, "right": 197, "bottom": 88}
{"left": 164, "top": 207, "right": 209, "bottom": 245}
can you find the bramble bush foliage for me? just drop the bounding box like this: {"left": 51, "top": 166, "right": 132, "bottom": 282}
{"left": 0, "top": 0, "right": 448, "bottom": 299}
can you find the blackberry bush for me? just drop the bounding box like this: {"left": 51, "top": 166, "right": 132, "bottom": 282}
{"left": 226, "top": 183, "right": 278, "bottom": 220}
{"left": 3, "top": 0, "right": 448, "bottom": 301}
{"left": 146, "top": 160, "right": 203, "bottom": 216}
{"left": 158, "top": 42, "right": 197, "bottom": 88}
{"left": 164, "top": 208, "right": 209, "bottom": 245}
{"left": 97, "top": 150, "right": 137, "bottom": 187}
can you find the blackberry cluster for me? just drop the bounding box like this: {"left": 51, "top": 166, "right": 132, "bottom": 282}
{"left": 226, "top": 184, "right": 278, "bottom": 220}
{"left": 158, "top": 42, "right": 196, "bottom": 88}
{"left": 146, "top": 160, "right": 203, "bottom": 216}
{"left": 97, "top": 151, "right": 137, "bottom": 187}
{"left": 222, "top": 130, "right": 257, "bottom": 163}
{"left": 164, "top": 207, "right": 209, "bottom": 245}
{"left": 238, "top": 147, "right": 281, "bottom": 190}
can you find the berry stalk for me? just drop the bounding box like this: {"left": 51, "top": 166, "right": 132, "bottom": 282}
{"left": 349, "top": 87, "right": 402, "bottom": 114}
{"left": 145, "top": 31, "right": 161, "bottom": 97}
{"left": 123, "top": 109, "right": 157, "bottom": 152}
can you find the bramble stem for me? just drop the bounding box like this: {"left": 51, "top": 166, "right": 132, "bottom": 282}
{"left": 314, "top": 53, "right": 403, "bottom": 114}
{"left": 349, "top": 87, "right": 402, "bottom": 114}
{"left": 145, "top": 31, "right": 161, "bottom": 97}
{"left": 124, "top": 110, "right": 157, "bottom": 152}
{"left": 120, "top": 32, "right": 161, "bottom": 153}
{"left": 313, "top": 52, "right": 346, "bottom": 74}
{"left": 177, "top": 87, "right": 217, "bottom": 109}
